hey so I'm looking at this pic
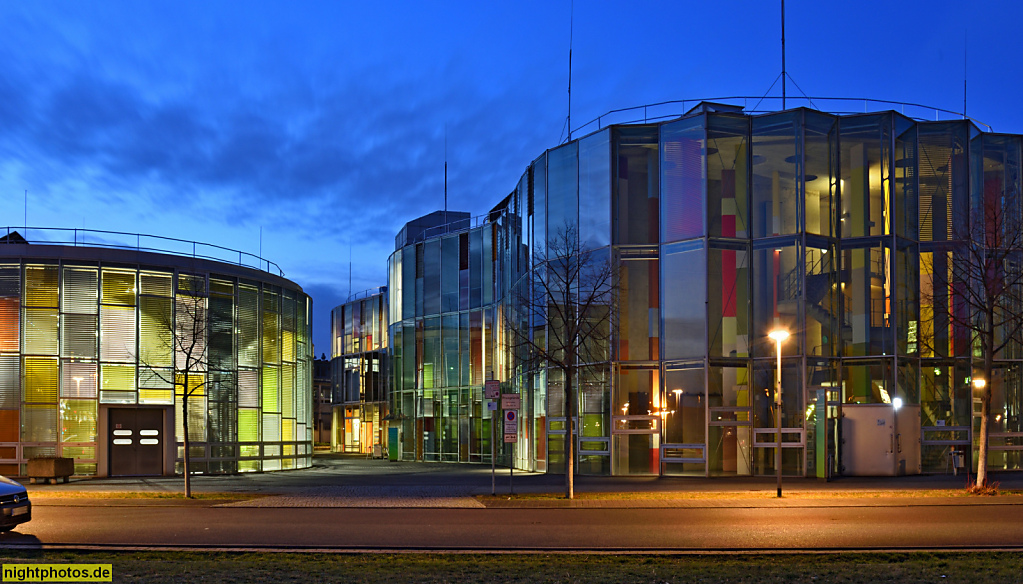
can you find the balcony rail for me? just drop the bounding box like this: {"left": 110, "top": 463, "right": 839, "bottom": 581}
{"left": 571, "top": 96, "right": 992, "bottom": 138}
{"left": 0, "top": 226, "right": 284, "bottom": 277}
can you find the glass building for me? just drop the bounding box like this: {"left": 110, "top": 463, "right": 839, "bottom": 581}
{"left": 330, "top": 287, "right": 389, "bottom": 454}
{"left": 346, "top": 102, "right": 1023, "bottom": 477}
{"left": 0, "top": 232, "right": 314, "bottom": 477}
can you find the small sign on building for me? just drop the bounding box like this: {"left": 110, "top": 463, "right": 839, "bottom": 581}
{"left": 501, "top": 394, "right": 521, "bottom": 410}
{"left": 484, "top": 380, "right": 501, "bottom": 400}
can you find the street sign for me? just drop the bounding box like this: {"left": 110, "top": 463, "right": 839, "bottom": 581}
{"left": 503, "top": 409, "right": 518, "bottom": 434}
{"left": 504, "top": 433, "right": 517, "bottom": 443}
{"left": 501, "top": 394, "right": 521, "bottom": 410}
{"left": 484, "top": 380, "right": 500, "bottom": 400}
{"left": 487, "top": 401, "right": 498, "bottom": 411}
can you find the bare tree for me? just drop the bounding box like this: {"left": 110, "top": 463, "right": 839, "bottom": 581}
{"left": 506, "top": 224, "right": 616, "bottom": 499}
{"left": 139, "top": 274, "right": 209, "bottom": 498}
{"left": 924, "top": 201, "right": 1023, "bottom": 487}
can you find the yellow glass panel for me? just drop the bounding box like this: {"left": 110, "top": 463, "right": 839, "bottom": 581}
{"left": 282, "top": 363, "right": 294, "bottom": 418}
{"left": 24, "top": 265, "right": 58, "bottom": 308}
{"left": 263, "top": 312, "right": 279, "bottom": 363}
{"left": 60, "top": 399, "right": 97, "bottom": 442}
{"left": 101, "top": 364, "right": 135, "bottom": 392}
{"left": 101, "top": 270, "right": 136, "bottom": 306}
{"left": 282, "top": 329, "right": 295, "bottom": 362}
{"left": 174, "top": 373, "right": 205, "bottom": 397}
{"left": 139, "top": 388, "right": 173, "bottom": 404}
{"left": 238, "top": 409, "right": 259, "bottom": 442}
{"left": 23, "top": 357, "right": 58, "bottom": 402}
{"left": 282, "top": 418, "right": 294, "bottom": 442}
{"left": 262, "top": 366, "right": 278, "bottom": 412}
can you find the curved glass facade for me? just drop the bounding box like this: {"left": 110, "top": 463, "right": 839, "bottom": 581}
{"left": 0, "top": 244, "right": 313, "bottom": 477}
{"left": 371, "top": 103, "right": 1023, "bottom": 477}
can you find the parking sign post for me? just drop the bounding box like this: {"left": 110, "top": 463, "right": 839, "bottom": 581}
{"left": 486, "top": 380, "right": 501, "bottom": 496}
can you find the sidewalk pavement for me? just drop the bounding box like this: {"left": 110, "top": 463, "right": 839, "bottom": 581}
{"left": 17, "top": 453, "right": 1023, "bottom": 509}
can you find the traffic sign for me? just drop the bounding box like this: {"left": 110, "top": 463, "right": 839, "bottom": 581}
{"left": 501, "top": 394, "right": 521, "bottom": 410}
{"left": 487, "top": 401, "right": 498, "bottom": 411}
{"left": 503, "top": 409, "right": 518, "bottom": 433}
{"left": 484, "top": 380, "right": 500, "bottom": 400}
{"left": 504, "top": 433, "right": 517, "bottom": 443}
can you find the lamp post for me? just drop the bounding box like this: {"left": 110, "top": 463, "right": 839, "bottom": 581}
{"left": 768, "top": 329, "right": 789, "bottom": 498}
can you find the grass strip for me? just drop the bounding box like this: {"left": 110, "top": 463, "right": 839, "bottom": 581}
{"left": 1, "top": 550, "right": 1020, "bottom": 583}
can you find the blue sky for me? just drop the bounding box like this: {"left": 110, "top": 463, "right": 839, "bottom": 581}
{"left": 1, "top": 0, "right": 1022, "bottom": 354}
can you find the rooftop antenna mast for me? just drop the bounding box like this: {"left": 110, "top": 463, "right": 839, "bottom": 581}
{"left": 963, "top": 29, "right": 967, "bottom": 119}
{"left": 567, "top": 0, "right": 574, "bottom": 142}
{"left": 781, "top": 0, "right": 786, "bottom": 109}
{"left": 444, "top": 124, "right": 448, "bottom": 225}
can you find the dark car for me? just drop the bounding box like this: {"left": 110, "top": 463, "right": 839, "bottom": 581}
{"left": 0, "top": 475, "right": 30, "bottom": 532}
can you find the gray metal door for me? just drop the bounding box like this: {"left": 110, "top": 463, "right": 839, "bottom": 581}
{"left": 109, "top": 408, "right": 164, "bottom": 476}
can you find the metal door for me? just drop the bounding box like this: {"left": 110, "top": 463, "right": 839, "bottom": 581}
{"left": 109, "top": 408, "right": 164, "bottom": 476}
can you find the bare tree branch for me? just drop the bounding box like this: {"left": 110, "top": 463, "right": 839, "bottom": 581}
{"left": 923, "top": 198, "right": 1023, "bottom": 486}
{"left": 503, "top": 223, "right": 617, "bottom": 499}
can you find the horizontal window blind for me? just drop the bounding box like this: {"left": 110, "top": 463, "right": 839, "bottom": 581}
{"left": 262, "top": 365, "right": 278, "bottom": 412}
{"left": 140, "top": 272, "right": 172, "bottom": 297}
{"left": 24, "top": 308, "right": 58, "bottom": 355}
{"left": 62, "top": 268, "right": 98, "bottom": 313}
{"left": 139, "top": 296, "right": 173, "bottom": 367}
{"left": 0, "top": 354, "right": 18, "bottom": 409}
{"left": 24, "top": 265, "right": 58, "bottom": 308}
{"left": 238, "top": 408, "right": 259, "bottom": 442}
{"left": 61, "top": 313, "right": 97, "bottom": 358}
{"left": 238, "top": 368, "right": 259, "bottom": 408}
{"left": 0, "top": 265, "right": 20, "bottom": 297}
{"left": 22, "top": 404, "right": 56, "bottom": 442}
{"left": 0, "top": 297, "right": 19, "bottom": 353}
{"left": 100, "top": 306, "right": 136, "bottom": 362}
{"left": 61, "top": 361, "right": 97, "bottom": 398}
{"left": 101, "top": 363, "right": 135, "bottom": 392}
{"left": 101, "top": 270, "right": 136, "bottom": 306}
{"left": 23, "top": 356, "right": 58, "bottom": 403}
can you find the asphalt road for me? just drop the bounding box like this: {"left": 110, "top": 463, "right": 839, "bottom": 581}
{"left": 5, "top": 503, "right": 1023, "bottom": 551}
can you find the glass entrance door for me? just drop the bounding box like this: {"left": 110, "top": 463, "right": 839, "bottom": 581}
{"left": 612, "top": 365, "right": 660, "bottom": 475}
{"left": 662, "top": 365, "right": 707, "bottom": 476}
{"left": 708, "top": 407, "right": 752, "bottom": 475}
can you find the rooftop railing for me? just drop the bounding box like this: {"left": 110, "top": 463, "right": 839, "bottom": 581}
{"left": 398, "top": 213, "right": 493, "bottom": 249}
{"left": 0, "top": 226, "right": 284, "bottom": 277}
{"left": 346, "top": 285, "right": 387, "bottom": 303}
{"left": 570, "top": 96, "right": 992, "bottom": 138}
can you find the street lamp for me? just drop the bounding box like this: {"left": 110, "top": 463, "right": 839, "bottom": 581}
{"left": 768, "top": 329, "right": 790, "bottom": 498}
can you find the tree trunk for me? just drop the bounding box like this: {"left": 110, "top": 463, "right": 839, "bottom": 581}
{"left": 977, "top": 341, "right": 993, "bottom": 487}
{"left": 565, "top": 364, "right": 574, "bottom": 500}
{"left": 182, "top": 390, "right": 192, "bottom": 498}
